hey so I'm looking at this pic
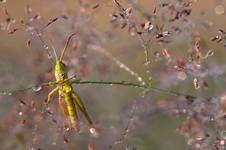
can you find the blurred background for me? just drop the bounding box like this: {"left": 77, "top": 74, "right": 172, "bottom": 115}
{"left": 0, "top": 0, "right": 226, "bottom": 149}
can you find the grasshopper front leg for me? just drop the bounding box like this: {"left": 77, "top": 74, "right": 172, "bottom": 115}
{"left": 46, "top": 76, "right": 75, "bottom": 104}
{"left": 47, "top": 87, "right": 59, "bottom": 104}
{"left": 71, "top": 91, "right": 93, "bottom": 125}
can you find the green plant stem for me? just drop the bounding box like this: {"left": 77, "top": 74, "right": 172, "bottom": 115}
{"left": 0, "top": 79, "right": 196, "bottom": 101}
{"left": 75, "top": 80, "right": 196, "bottom": 100}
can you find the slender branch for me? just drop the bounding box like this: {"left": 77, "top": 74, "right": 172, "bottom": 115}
{"left": 0, "top": 76, "right": 77, "bottom": 95}
{"left": 0, "top": 79, "right": 196, "bottom": 101}
{"left": 74, "top": 80, "right": 196, "bottom": 100}
{"left": 88, "top": 45, "right": 145, "bottom": 83}
{"left": 72, "top": 80, "right": 148, "bottom": 88}
{"left": 0, "top": 81, "right": 58, "bottom": 95}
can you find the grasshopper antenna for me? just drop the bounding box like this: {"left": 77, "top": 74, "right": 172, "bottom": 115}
{"left": 52, "top": 44, "right": 58, "bottom": 61}
{"left": 60, "top": 33, "right": 77, "bottom": 61}
{"left": 49, "top": 38, "right": 58, "bottom": 61}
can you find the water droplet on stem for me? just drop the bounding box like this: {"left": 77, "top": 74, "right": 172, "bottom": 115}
{"left": 32, "top": 86, "right": 42, "bottom": 92}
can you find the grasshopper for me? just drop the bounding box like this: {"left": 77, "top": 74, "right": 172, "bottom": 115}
{"left": 47, "top": 33, "right": 93, "bottom": 130}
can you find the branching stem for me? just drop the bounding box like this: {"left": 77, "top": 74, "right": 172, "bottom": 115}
{"left": 0, "top": 79, "right": 196, "bottom": 101}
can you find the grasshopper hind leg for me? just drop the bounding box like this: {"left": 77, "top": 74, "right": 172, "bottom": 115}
{"left": 71, "top": 91, "right": 93, "bottom": 125}
{"left": 65, "top": 93, "right": 79, "bottom": 130}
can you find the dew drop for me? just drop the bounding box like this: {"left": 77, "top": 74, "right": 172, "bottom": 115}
{"left": 215, "top": 5, "right": 225, "bottom": 15}
{"left": 209, "top": 116, "right": 215, "bottom": 121}
{"left": 196, "top": 137, "right": 204, "bottom": 141}
{"left": 138, "top": 77, "right": 143, "bottom": 82}
{"left": 182, "top": 109, "right": 187, "bottom": 113}
{"left": 37, "top": 32, "right": 42, "bottom": 36}
{"left": 193, "top": 78, "right": 200, "bottom": 89}
{"left": 32, "top": 86, "right": 42, "bottom": 92}
{"left": 89, "top": 127, "right": 99, "bottom": 138}
{"left": 148, "top": 25, "right": 154, "bottom": 32}
{"left": 205, "top": 49, "right": 214, "bottom": 58}
{"left": 144, "top": 60, "right": 151, "bottom": 66}
{"left": 141, "top": 82, "right": 146, "bottom": 86}
{"left": 47, "top": 53, "right": 53, "bottom": 59}
{"left": 18, "top": 111, "right": 23, "bottom": 116}
{"left": 119, "top": 64, "right": 124, "bottom": 68}
{"left": 220, "top": 140, "right": 225, "bottom": 145}
{"left": 36, "top": 15, "right": 41, "bottom": 20}
{"left": 1, "top": 91, "right": 12, "bottom": 96}
{"left": 26, "top": 26, "right": 34, "bottom": 32}
{"left": 31, "top": 31, "right": 35, "bottom": 35}
{"left": 44, "top": 45, "right": 49, "bottom": 50}
{"left": 90, "top": 127, "right": 95, "bottom": 133}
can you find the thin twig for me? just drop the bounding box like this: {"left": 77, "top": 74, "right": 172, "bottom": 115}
{"left": 109, "top": 98, "right": 138, "bottom": 149}
{"left": 112, "top": 0, "right": 152, "bottom": 73}
{"left": 88, "top": 45, "right": 145, "bottom": 83}
{"left": 0, "top": 79, "right": 196, "bottom": 101}
{"left": 75, "top": 80, "right": 196, "bottom": 100}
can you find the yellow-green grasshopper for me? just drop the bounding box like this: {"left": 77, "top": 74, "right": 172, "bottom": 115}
{"left": 47, "top": 33, "right": 93, "bottom": 130}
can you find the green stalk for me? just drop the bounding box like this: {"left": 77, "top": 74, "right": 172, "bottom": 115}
{"left": 0, "top": 79, "right": 196, "bottom": 102}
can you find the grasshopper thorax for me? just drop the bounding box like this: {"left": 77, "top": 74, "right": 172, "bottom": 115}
{"left": 55, "top": 60, "right": 68, "bottom": 81}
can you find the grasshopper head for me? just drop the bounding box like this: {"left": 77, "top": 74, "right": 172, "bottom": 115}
{"left": 55, "top": 60, "right": 68, "bottom": 81}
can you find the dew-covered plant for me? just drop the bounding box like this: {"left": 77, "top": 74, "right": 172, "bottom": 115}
{"left": 0, "top": 0, "right": 226, "bottom": 150}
